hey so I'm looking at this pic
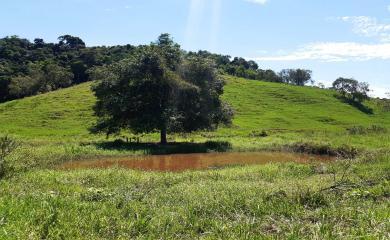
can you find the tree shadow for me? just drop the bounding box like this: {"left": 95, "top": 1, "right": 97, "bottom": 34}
{"left": 93, "top": 140, "right": 232, "bottom": 155}
{"left": 335, "top": 95, "right": 373, "bottom": 115}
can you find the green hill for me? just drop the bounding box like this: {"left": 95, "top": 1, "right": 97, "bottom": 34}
{"left": 0, "top": 76, "right": 389, "bottom": 140}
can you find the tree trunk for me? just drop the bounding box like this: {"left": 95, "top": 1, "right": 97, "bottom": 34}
{"left": 160, "top": 127, "right": 167, "bottom": 145}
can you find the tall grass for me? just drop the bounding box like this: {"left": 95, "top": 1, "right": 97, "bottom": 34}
{"left": 0, "top": 153, "right": 388, "bottom": 239}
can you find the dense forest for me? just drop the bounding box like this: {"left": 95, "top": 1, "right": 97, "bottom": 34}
{"left": 0, "top": 35, "right": 315, "bottom": 103}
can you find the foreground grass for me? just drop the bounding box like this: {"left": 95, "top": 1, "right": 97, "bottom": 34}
{"left": 1, "top": 153, "right": 389, "bottom": 239}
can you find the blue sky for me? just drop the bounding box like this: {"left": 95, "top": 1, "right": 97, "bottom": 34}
{"left": 1, "top": 0, "right": 389, "bottom": 97}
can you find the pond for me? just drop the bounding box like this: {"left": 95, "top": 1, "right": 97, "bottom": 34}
{"left": 59, "top": 152, "right": 334, "bottom": 172}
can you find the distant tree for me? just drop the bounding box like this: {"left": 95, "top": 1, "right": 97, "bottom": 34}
{"left": 58, "top": 35, "right": 86, "bottom": 50}
{"left": 8, "top": 75, "right": 40, "bottom": 98}
{"left": 247, "top": 60, "right": 259, "bottom": 70}
{"left": 231, "top": 57, "right": 250, "bottom": 69}
{"left": 91, "top": 35, "right": 232, "bottom": 144}
{"left": 40, "top": 63, "right": 73, "bottom": 91}
{"left": 317, "top": 82, "right": 326, "bottom": 89}
{"left": 33, "top": 38, "right": 45, "bottom": 48}
{"left": 258, "top": 69, "right": 282, "bottom": 83}
{"left": 8, "top": 63, "right": 73, "bottom": 98}
{"left": 279, "top": 69, "right": 313, "bottom": 86}
{"left": 332, "top": 78, "right": 370, "bottom": 103}
{"left": 70, "top": 60, "right": 88, "bottom": 83}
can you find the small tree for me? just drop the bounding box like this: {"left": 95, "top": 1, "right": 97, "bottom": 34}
{"left": 0, "top": 135, "right": 18, "bottom": 178}
{"left": 332, "top": 78, "right": 370, "bottom": 103}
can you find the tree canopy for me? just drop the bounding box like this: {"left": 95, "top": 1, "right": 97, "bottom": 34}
{"left": 0, "top": 35, "right": 135, "bottom": 102}
{"left": 279, "top": 69, "right": 313, "bottom": 86}
{"left": 332, "top": 78, "right": 370, "bottom": 103}
{"left": 91, "top": 35, "right": 233, "bottom": 144}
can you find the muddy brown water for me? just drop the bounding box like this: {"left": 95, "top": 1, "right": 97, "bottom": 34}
{"left": 59, "top": 152, "right": 334, "bottom": 172}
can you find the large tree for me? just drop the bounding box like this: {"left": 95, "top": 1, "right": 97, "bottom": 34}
{"left": 91, "top": 35, "right": 232, "bottom": 144}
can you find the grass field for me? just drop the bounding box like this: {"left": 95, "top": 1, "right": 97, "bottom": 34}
{"left": 0, "top": 76, "right": 389, "bottom": 239}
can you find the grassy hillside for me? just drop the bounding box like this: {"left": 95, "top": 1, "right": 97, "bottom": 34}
{"left": 0, "top": 82, "right": 96, "bottom": 138}
{"left": 0, "top": 76, "right": 389, "bottom": 140}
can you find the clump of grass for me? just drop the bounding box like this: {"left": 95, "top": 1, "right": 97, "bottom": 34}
{"left": 286, "top": 142, "right": 359, "bottom": 158}
{"left": 295, "top": 189, "right": 328, "bottom": 209}
{"left": 249, "top": 130, "right": 268, "bottom": 137}
{"left": 0, "top": 135, "right": 18, "bottom": 178}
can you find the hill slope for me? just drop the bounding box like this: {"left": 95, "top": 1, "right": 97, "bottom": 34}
{"left": 0, "top": 76, "right": 389, "bottom": 139}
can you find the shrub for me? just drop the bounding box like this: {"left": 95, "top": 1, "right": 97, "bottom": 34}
{"left": 288, "top": 142, "right": 358, "bottom": 158}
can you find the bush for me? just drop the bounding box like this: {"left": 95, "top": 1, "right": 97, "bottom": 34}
{"left": 288, "top": 142, "right": 358, "bottom": 158}
{"left": 0, "top": 135, "right": 18, "bottom": 178}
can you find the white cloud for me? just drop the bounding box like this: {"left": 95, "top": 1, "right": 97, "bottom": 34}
{"left": 251, "top": 42, "right": 390, "bottom": 62}
{"left": 340, "top": 16, "right": 390, "bottom": 42}
{"left": 369, "top": 85, "right": 390, "bottom": 99}
{"left": 245, "top": 0, "right": 268, "bottom": 5}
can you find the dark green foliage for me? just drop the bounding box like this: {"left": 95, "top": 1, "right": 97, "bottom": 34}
{"left": 250, "top": 130, "right": 268, "bottom": 137}
{"left": 8, "top": 62, "right": 73, "bottom": 98}
{"left": 187, "top": 51, "right": 283, "bottom": 83}
{"left": 57, "top": 35, "right": 86, "bottom": 50}
{"left": 1, "top": 34, "right": 317, "bottom": 103}
{"left": 91, "top": 35, "right": 232, "bottom": 143}
{"left": 333, "top": 78, "right": 370, "bottom": 103}
{"left": 0, "top": 35, "right": 135, "bottom": 102}
{"left": 279, "top": 69, "right": 313, "bottom": 86}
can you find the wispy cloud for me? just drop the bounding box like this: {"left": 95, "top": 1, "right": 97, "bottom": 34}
{"left": 339, "top": 16, "right": 390, "bottom": 42}
{"left": 245, "top": 0, "right": 268, "bottom": 5}
{"left": 251, "top": 42, "right": 390, "bottom": 62}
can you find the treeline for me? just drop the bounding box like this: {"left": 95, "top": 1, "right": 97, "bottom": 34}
{"left": 188, "top": 51, "right": 313, "bottom": 85}
{"left": 0, "top": 35, "right": 314, "bottom": 102}
{"left": 0, "top": 35, "right": 135, "bottom": 102}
